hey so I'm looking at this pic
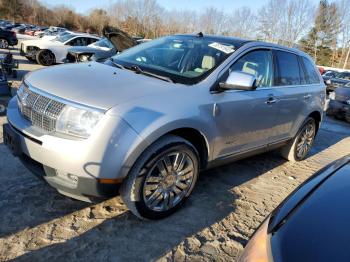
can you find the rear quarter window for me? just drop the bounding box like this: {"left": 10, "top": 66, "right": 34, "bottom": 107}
{"left": 274, "top": 51, "right": 301, "bottom": 86}
{"left": 301, "top": 57, "right": 320, "bottom": 84}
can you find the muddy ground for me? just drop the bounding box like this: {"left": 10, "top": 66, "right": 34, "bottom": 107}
{"left": 0, "top": 46, "right": 349, "bottom": 262}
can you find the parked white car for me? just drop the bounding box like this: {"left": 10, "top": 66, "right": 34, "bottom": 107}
{"left": 20, "top": 33, "right": 100, "bottom": 66}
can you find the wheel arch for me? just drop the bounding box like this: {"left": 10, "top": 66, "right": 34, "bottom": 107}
{"left": 164, "top": 127, "right": 209, "bottom": 169}
{"left": 119, "top": 124, "right": 212, "bottom": 181}
{"left": 308, "top": 110, "right": 322, "bottom": 134}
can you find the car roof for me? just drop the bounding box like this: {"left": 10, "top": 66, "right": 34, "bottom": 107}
{"left": 174, "top": 33, "right": 308, "bottom": 58}
{"left": 174, "top": 33, "right": 250, "bottom": 47}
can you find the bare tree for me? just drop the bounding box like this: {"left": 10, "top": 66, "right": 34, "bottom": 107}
{"left": 226, "top": 7, "right": 257, "bottom": 39}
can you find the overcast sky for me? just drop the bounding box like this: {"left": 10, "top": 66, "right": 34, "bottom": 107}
{"left": 39, "top": 0, "right": 321, "bottom": 14}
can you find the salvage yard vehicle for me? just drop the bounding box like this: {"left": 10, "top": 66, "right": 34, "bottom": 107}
{"left": 20, "top": 33, "right": 100, "bottom": 66}
{"left": 239, "top": 155, "right": 350, "bottom": 262}
{"left": 323, "top": 70, "right": 350, "bottom": 93}
{"left": 0, "top": 28, "right": 18, "bottom": 48}
{"left": 3, "top": 34, "right": 325, "bottom": 219}
{"left": 65, "top": 27, "right": 137, "bottom": 63}
{"left": 327, "top": 83, "right": 350, "bottom": 123}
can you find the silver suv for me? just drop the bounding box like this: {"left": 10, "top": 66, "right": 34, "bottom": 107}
{"left": 3, "top": 34, "right": 325, "bottom": 219}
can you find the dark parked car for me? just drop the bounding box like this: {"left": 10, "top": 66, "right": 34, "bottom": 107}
{"left": 326, "top": 84, "right": 350, "bottom": 122}
{"left": 65, "top": 27, "right": 137, "bottom": 63}
{"left": 0, "top": 28, "right": 18, "bottom": 48}
{"left": 323, "top": 70, "right": 350, "bottom": 93}
{"left": 239, "top": 155, "right": 350, "bottom": 262}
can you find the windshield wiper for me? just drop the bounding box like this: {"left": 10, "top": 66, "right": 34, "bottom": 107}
{"left": 109, "top": 58, "right": 125, "bottom": 70}
{"left": 129, "top": 65, "right": 174, "bottom": 83}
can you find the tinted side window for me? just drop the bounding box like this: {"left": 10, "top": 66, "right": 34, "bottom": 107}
{"left": 301, "top": 57, "right": 320, "bottom": 84}
{"left": 87, "top": 37, "right": 98, "bottom": 45}
{"left": 67, "top": 37, "right": 87, "bottom": 46}
{"left": 229, "top": 50, "right": 273, "bottom": 87}
{"left": 274, "top": 51, "right": 301, "bottom": 86}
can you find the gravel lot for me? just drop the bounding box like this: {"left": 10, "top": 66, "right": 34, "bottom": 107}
{"left": 0, "top": 46, "right": 350, "bottom": 262}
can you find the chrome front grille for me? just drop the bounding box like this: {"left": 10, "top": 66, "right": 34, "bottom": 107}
{"left": 18, "top": 84, "right": 65, "bottom": 133}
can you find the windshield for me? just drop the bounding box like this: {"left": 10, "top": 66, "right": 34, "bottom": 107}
{"left": 55, "top": 33, "right": 74, "bottom": 43}
{"left": 111, "top": 35, "right": 238, "bottom": 85}
{"left": 90, "top": 38, "right": 114, "bottom": 49}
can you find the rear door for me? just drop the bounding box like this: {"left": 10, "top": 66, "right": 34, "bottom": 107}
{"left": 270, "top": 50, "right": 307, "bottom": 142}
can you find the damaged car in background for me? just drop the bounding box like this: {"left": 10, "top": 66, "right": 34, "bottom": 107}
{"left": 65, "top": 27, "right": 146, "bottom": 63}
{"left": 20, "top": 33, "right": 100, "bottom": 66}
{"left": 327, "top": 82, "right": 350, "bottom": 123}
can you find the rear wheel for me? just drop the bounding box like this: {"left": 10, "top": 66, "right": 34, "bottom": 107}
{"left": 345, "top": 110, "right": 350, "bottom": 124}
{"left": 0, "top": 39, "right": 9, "bottom": 49}
{"left": 281, "top": 117, "right": 316, "bottom": 161}
{"left": 36, "top": 49, "right": 55, "bottom": 66}
{"left": 120, "top": 135, "right": 199, "bottom": 220}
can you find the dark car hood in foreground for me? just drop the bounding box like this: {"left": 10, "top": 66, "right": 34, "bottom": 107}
{"left": 25, "top": 62, "right": 173, "bottom": 111}
{"left": 269, "top": 155, "right": 350, "bottom": 262}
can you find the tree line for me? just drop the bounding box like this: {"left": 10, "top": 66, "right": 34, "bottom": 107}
{"left": 0, "top": 0, "right": 349, "bottom": 68}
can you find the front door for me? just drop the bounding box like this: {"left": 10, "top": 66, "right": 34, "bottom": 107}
{"left": 212, "top": 49, "right": 280, "bottom": 158}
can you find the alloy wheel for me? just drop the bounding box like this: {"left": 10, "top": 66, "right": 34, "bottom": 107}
{"left": 0, "top": 39, "right": 9, "bottom": 49}
{"left": 296, "top": 122, "right": 315, "bottom": 159}
{"left": 143, "top": 151, "right": 195, "bottom": 212}
{"left": 39, "top": 51, "right": 54, "bottom": 66}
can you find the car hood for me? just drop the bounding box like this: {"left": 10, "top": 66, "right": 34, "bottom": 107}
{"left": 22, "top": 38, "right": 60, "bottom": 47}
{"left": 102, "top": 26, "right": 137, "bottom": 51}
{"left": 270, "top": 157, "right": 350, "bottom": 261}
{"left": 24, "top": 62, "right": 174, "bottom": 111}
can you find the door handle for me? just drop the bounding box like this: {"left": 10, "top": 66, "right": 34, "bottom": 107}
{"left": 304, "top": 94, "right": 312, "bottom": 100}
{"left": 266, "top": 97, "right": 277, "bottom": 104}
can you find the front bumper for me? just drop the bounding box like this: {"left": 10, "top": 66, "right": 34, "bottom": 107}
{"left": 4, "top": 97, "right": 143, "bottom": 202}
{"left": 3, "top": 122, "right": 120, "bottom": 201}
{"left": 327, "top": 100, "right": 350, "bottom": 117}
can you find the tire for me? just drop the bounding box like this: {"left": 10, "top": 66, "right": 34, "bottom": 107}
{"left": 120, "top": 135, "right": 199, "bottom": 220}
{"left": 0, "top": 102, "right": 6, "bottom": 116}
{"left": 345, "top": 110, "right": 350, "bottom": 124}
{"left": 0, "top": 39, "right": 9, "bottom": 49}
{"left": 280, "top": 117, "right": 317, "bottom": 162}
{"left": 36, "top": 49, "right": 55, "bottom": 66}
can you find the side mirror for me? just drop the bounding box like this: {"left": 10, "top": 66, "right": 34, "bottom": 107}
{"left": 219, "top": 71, "right": 257, "bottom": 91}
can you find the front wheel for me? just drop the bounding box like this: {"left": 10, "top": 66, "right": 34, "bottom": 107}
{"left": 280, "top": 118, "right": 316, "bottom": 161}
{"left": 120, "top": 135, "right": 199, "bottom": 220}
{"left": 0, "top": 39, "right": 9, "bottom": 49}
{"left": 36, "top": 49, "right": 55, "bottom": 66}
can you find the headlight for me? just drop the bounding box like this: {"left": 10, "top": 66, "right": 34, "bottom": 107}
{"left": 329, "top": 92, "right": 335, "bottom": 100}
{"left": 347, "top": 100, "right": 350, "bottom": 105}
{"left": 238, "top": 216, "right": 272, "bottom": 262}
{"left": 79, "top": 54, "right": 92, "bottom": 62}
{"left": 56, "top": 105, "right": 103, "bottom": 138}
